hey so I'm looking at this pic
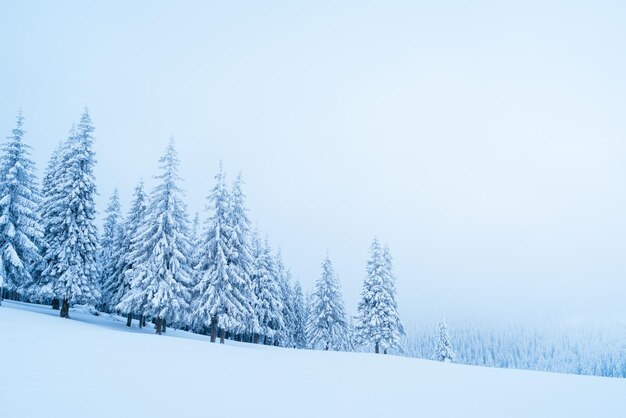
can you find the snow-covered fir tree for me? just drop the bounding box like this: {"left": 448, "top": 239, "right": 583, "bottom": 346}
{"left": 31, "top": 140, "right": 65, "bottom": 306}
{"left": 117, "top": 139, "right": 192, "bottom": 334}
{"left": 250, "top": 232, "right": 284, "bottom": 345}
{"left": 434, "top": 313, "right": 455, "bottom": 362}
{"left": 99, "top": 189, "right": 124, "bottom": 311}
{"left": 112, "top": 181, "right": 147, "bottom": 327}
{"left": 380, "top": 244, "right": 404, "bottom": 353}
{"left": 0, "top": 112, "right": 43, "bottom": 303}
{"left": 43, "top": 110, "right": 100, "bottom": 318}
{"left": 291, "top": 280, "right": 308, "bottom": 349}
{"left": 191, "top": 164, "right": 255, "bottom": 343}
{"left": 227, "top": 172, "right": 258, "bottom": 337}
{"left": 275, "top": 249, "right": 295, "bottom": 347}
{"left": 355, "top": 239, "right": 404, "bottom": 354}
{"left": 186, "top": 211, "right": 202, "bottom": 331}
{"left": 306, "top": 255, "right": 348, "bottom": 351}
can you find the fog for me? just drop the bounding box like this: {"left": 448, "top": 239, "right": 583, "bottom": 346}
{"left": 2, "top": 1, "right": 626, "bottom": 319}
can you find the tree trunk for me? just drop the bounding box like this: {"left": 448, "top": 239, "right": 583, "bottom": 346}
{"left": 325, "top": 343, "right": 329, "bottom": 351}
{"left": 383, "top": 348, "right": 387, "bottom": 355}
{"left": 375, "top": 342, "right": 380, "bottom": 354}
{"left": 210, "top": 317, "right": 217, "bottom": 343}
{"left": 155, "top": 317, "right": 162, "bottom": 335}
{"left": 162, "top": 319, "right": 167, "bottom": 334}
{"left": 52, "top": 298, "right": 60, "bottom": 310}
{"left": 126, "top": 313, "right": 132, "bottom": 327}
{"left": 60, "top": 298, "right": 70, "bottom": 318}
{"left": 141, "top": 315, "right": 146, "bottom": 328}
{"left": 220, "top": 328, "right": 226, "bottom": 344}
{"left": 253, "top": 333, "right": 259, "bottom": 344}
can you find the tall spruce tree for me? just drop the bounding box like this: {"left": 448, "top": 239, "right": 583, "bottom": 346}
{"left": 276, "top": 249, "right": 295, "bottom": 347}
{"left": 99, "top": 189, "right": 124, "bottom": 311}
{"left": 228, "top": 173, "right": 257, "bottom": 338}
{"left": 292, "top": 280, "right": 308, "bottom": 349}
{"left": 113, "top": 181, "right": 148, "bottom": 327}
{"left": 355, "top": 239, "right": 404, "bottom": 353}
{"left": 434, "top": 313, "right": 455, "bottom": 362}
{"left": 0, "top": 112, "right": 43, "bottom": 303}
{"left": 191, "top": 163, "right": 255, "bottom": 343}
{"left": 306, "top": 255, "right": 348, "bottom": 351}
{"left": 32, "top": 140, "right": 65, "bottom": 306}
{"left": 117, "top": 140, "right": 192, "bottom": 334}
{"left": 43, "top": 110, "right": 100, "bottom": 318}
{"left": 380, "top": 244, "right": 404, "bottom": 353}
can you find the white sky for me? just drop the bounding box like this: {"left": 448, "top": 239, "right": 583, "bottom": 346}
{"left": 2, "top": 1, "right": 626, "bottom": 320}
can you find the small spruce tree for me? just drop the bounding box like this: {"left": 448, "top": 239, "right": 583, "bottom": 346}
{"left": 434, "top": 313, "right": 455, "bottom": 362}
{"left": 306, "top": 255, "right": 348, "bottom": 351}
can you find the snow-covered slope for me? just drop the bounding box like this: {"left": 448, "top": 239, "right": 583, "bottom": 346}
{"left": 1, "top": 301, "right": 625, "bottom": 418}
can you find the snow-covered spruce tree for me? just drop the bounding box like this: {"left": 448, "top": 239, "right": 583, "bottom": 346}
{"left": 185, "top": 211, "right": 202, "bottom": 331}
{"left": 32, "top": 140, "right": 66, "bottom": 307}
{"left": 0, "top": 112, "right": 43, "bottom": 304}
{"left": 99, "top": 189, "right": 124, "bottom": 312}
{"left": 434, "top": 313, "right": 455, "bottom": 362}
{"left": 306, "top": 255, "right": 348, "bottom": 351}
{"left": 291, "top": 280, "right": 308, "bottom": 349}
{"left": 250, "top": 232, "right": 284, "bottom": 345}
{"left": 117, "top": 139, "right": 192, "bottom": 334}
{"left": 43, "top": 110, "right": 101, "bottom": 318}
{"left": 227, "top": 172, "right": 258, "bottom": 339}
{"left": 380, "top": 244, "right": 404, "bottom": 353}
{"left": 275, "top": 249, "right": 295, "bottom": 347}
{"left": 191, "top": 164, "right": 255, "bottom": 343}
{"left": 355, "top": 239, "right": 404, "bottom": 354}
{"left": 113, "top": 181, "right": 147, "bottom": 327}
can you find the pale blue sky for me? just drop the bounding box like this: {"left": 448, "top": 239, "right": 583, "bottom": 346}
{"left": 2, "top": 1, "right": 626, "bottom": 319}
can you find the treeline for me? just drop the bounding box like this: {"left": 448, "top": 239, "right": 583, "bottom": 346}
{"left": 405, "top": 315, "right": 626, "bottom": 378}
{"left": 0, "top": 109, "right": 404, "bottom": 354}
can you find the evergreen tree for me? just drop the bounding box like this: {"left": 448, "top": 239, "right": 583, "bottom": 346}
{"left": 434, "top": 313, "right": 455, "bottom": 362}
{"left": 113, "top": 181, "right": 147, "bottom": 327}
{"left": 191, "top": 163, "right": 255, "bottom": 343}
{"left": 43, "top": 110, "right": 100, "bottom": 318}
{"left": 355, "top": 239, "right": 404, "bottom": 353}
{"left": 251, "top": 233, "right": 284, "bottom": 345}
{"left": 32, "top": 140, "right": 65, "bottom": 306}
{"left": 380, "top": 244, "right": 404, "bottom": 353}
{"left": 227, "top": 173, "right": 257, "bottom": 337}
{"left": 275, "top": 249, "right": 295, "bottom": 347}
{"left": 292, "top": 280, "right": 308, "bottom": 349}
{"left": 186, "top": 211, "right": 202, "bottom": 331}
{"left": 306, "top": 255, "right": 348, "bottom": 351}
{"left": 0, "top": 112, "right": 43, "bottom": 303}
{"left": 117, "top": 139, "right": 192, "bottom": 334}
{"left": 99, "top": 189, "right": 124, "bottom": 311}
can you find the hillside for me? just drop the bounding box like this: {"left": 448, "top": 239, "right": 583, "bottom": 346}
{"left": 1, "top": 301, "right": 625, "bottom": 418}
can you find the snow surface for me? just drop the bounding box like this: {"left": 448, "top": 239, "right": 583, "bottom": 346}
{"left": 1, "top": 300, "right": 625, "bottom": 418}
